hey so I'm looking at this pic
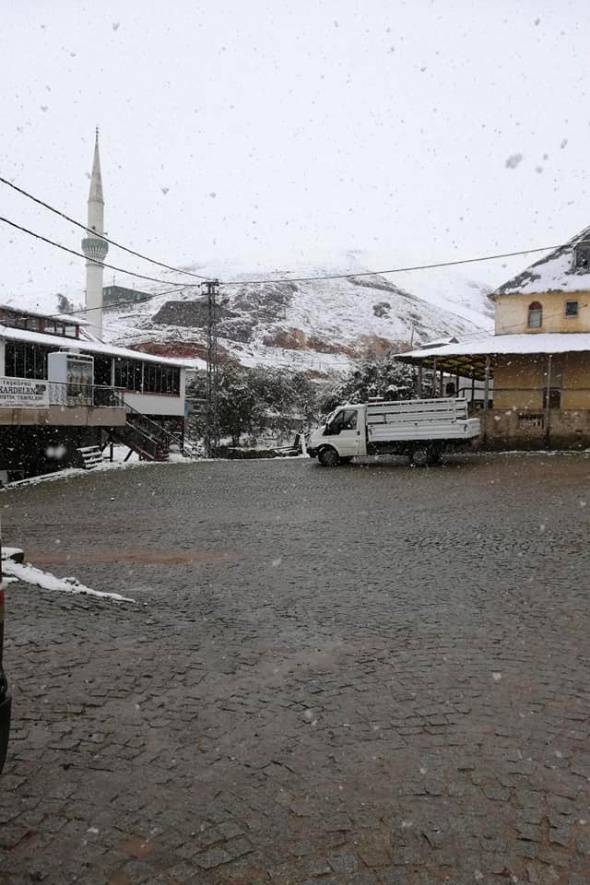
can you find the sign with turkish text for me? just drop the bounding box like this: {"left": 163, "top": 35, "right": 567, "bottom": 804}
{"left": 0, "top": 376, "right": 49, "bottom": 408}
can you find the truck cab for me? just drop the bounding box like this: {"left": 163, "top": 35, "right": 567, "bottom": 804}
{"left": 308, "top": 405, "right": 365, "bottom": 466}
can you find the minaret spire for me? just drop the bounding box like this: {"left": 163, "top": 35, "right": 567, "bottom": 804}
{"left": 88, "top": 127, "right": 104, "bottom": 210}
{"left": 81, "top": 128, "right": 108, "bottom": 338}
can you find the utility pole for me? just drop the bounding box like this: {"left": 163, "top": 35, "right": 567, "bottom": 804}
{"left": 204, "top": 280, "right": 220, "bottom": 457}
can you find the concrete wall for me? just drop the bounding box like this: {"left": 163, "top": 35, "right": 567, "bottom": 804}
{"left": 483, "top": 408, "right": 590, "bottom": 450}
{"left": 492, "top": 353, "right": 590, "bottom": 411}
{"left": 495, "top": 291, "right": 590, "bottom": 334}
{"left": 0, "top": 406, "right": 126, "bottom": 427}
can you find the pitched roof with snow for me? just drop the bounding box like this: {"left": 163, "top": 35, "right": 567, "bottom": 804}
{"left": 0, "top": 324, "right": 189, "bottom": 368}
{"left": 400, "top": 332, "right": 590, "bottom": 360}
{"left": 495, "top": 226, "right": 590, "bottom": 296}
{"left": 396, "top": 332, "right": 590, "bottom": 379}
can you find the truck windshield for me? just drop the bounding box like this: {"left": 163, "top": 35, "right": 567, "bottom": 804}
{"left": 328, "top": 408, "right": 358, "bottom": 432}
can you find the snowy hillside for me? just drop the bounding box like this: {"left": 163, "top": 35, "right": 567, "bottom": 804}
{"left": 101, "top": 259, "right": 493, "bottom": 375}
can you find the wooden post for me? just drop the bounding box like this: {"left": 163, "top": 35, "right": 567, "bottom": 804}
{"left": 432, "top": 358, "right": 437, "bottom": 398}
{"left": 417, "top": 365, "right": 423, "bottom": 397}
{"left": 483, "top": 355, "right": 491, "bottom": 443}
{"left": 545, "top": 353, "right": 552, "bottom": 447}
{"left": 440, "top": 369, "right": 444, "bottom": 397}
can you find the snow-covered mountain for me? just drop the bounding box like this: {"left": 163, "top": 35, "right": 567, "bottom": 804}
{"left": 101, "top": 258, "right": 493, "bottom": 375}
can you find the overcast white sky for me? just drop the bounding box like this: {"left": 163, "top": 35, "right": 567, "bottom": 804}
{"left": 2, "top": 0, "right": 589, "bottom": 310}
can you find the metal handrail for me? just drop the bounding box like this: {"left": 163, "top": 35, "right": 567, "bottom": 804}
{"left": 48, "top": 381, "right": 126, "bottom": 408}
{"left": 123, "top": 398, "right": 198, "bottom": 458}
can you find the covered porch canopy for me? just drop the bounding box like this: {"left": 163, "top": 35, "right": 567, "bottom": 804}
{"left": 396, "top": 332, "right": 590, "bottom": 381}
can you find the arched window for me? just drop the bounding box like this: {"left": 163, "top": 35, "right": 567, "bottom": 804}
{"left": 527, "top": 301, "right": 543, "bottom": 329}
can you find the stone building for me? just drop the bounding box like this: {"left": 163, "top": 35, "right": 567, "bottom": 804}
{"left": 398, "top": 227, "right": 590, "bottom": 448}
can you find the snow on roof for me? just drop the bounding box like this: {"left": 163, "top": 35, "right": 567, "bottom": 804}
{"left": 1, "top": 303, "right": 93, "bottom": 326}
{"left": 398, "top": 332, "right": 590, "bottom": 361}
{"left": 415, "top": 336, "right": 459, "bottom": 350}
{"left": 495, "top": 226, "right": 590, "bottom": 296}
{"left": 0, "top": 324, "right": 189, "bottom": 367}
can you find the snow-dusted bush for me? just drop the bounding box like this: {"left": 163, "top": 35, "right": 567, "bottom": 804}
{"left": 187, "top": 364, "right": 318, "bottom": 447}
{"left": 318, "top": 353, "right": 425, "bottom": 414}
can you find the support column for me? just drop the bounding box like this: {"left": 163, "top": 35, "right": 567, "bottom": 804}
{"left": 432, "top": 358, "right": 437, "bottom": 398}
{"left": 483, "top": 356, "right": 491, "bottom": 444}
{"left": 545, "top": 353, "right": 552, "bottom": 447}
{"left": 417, "top": 365, "right": 423, "bottom": 397}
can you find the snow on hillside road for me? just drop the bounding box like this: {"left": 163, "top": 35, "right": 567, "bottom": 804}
{"left": 1, "top": 456, "right": 589, "bottom": 883}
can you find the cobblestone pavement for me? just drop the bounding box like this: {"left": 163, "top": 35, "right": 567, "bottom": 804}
{"left": 1, "top": 455, "right": 589, "bottom": 884}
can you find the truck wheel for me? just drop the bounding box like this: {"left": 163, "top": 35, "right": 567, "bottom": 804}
{"left": 410, "top": 446, "right": 430, "bottom": 467}
{"left": 318, "top": 447, "right": 340, "bottom": 467}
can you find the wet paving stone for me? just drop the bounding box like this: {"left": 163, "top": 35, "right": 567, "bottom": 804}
{"left": 0, "top": 454, "right": 589, "bottom": 882}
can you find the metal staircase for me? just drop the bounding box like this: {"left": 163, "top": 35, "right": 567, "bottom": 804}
{"left": 108, "top": 399, "right": 199, "bottom": 462}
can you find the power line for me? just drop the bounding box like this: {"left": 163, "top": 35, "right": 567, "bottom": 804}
{"left": 1, "top": 209, "right": 566, "bottom": 321}
{"left": 217, "top": 245, "right": 561, "bottom": 286}
{"left": 0, "top": 216, "right": 199, "bottom": 290}
{"left": 0, "top": 174, "right": 563, "bottom": 287}
{"left": 0, "top": 174, "right": 208, "bottom": 282}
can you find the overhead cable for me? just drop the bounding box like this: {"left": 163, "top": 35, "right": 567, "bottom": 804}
{"left": 0, "top": 216, "right": 198, "bottom": 289}
{"left": 0, "top": 174, "right": 208, "bottom": 281}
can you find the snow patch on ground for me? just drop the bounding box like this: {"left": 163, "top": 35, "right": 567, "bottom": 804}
{"left": 2, "top": 559, "right": 135, "bottom": 603}
{"left": 2, "top": 450, "right": 194, "bottom": 491}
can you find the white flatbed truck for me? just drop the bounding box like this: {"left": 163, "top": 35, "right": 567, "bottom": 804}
{"left": 307, "top": 398, "right": 481, "bottom": 467}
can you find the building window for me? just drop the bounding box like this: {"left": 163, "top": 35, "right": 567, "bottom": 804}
{"left": 565, "top": 300, "right": 579, "bottom": 318}
{"left": 543, "top": 388, "right": 562, "bottom": 409}
{"left": 518, "top": 413, "right": 544, "bottom": 429}
{"left": 112, "top": 359, "right": 180, "bottom": 395}
{"left": 143, "top": 363, "right": 180, "bottom": 395}
{"left": 0, "top": 309, "right": 80, "bottom": 338}
{"left": 4, "top": 342, "right": 48, "bottom": 379}
{"left": 527, "top": 301, "right": 543, "bottom": 329}
{"left": 114, "top": 357, "right": 143, "bottom": 391}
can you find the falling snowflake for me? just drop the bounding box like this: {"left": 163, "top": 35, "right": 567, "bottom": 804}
{"left": 505, "top": 153, "right": 523, "bottom": 169}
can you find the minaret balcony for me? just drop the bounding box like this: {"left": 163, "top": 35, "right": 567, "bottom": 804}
{"left": 81, "top": 237, "right": 109, "bottom": 262}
